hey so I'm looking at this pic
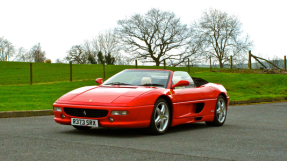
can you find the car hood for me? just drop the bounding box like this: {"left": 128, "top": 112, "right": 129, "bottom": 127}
{"left": 62, "top": 86, "right": 155, "bottom": 104}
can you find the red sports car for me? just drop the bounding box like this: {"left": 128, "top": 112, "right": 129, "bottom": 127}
{"left": 53, "top": 69, "right": 229, "bottom": 134}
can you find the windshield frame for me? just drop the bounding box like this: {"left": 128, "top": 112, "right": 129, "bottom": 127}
{"left": 102, "top": 69, "right": 172, "bottom": 88}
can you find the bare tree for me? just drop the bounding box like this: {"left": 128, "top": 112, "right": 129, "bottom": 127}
{"left": 232, "top": 53, "right": 248, "bottom": 68}
{"left": 168, "top": 38, "right": 203, "bottom": 67}
{"left": 92, "top": 30, "right": 120, "bottom": 64}
{"left": 0, "top": 37, "right": 47, "bottom": 62}
{"left": 195, "top": 8, "right": 252, "bottom": 68}
{"left": 116, "top": 53, "right": 134, "bottom": 65}
{"left": 12, "top": 47, "right": 27, "bottom": 62}
{"left": 29, "top": 43, "right": 46, "bottom": 62}
{"left": 13, "top": 47, "right": 36, "bottom": 62}
{"left": 55, "top": 58, "right": 64, "bottom": 63}
{"left": 115, "top": 8, "right": 195, "bottom": 66}
{"left": 82, "top": 40, "right": 97, "bottom": 64}
{"left": 65, "top": 45, "right": 88, "bottom": 64}
{"left": 0, "top": 37, "right": 15, "bottom": 61}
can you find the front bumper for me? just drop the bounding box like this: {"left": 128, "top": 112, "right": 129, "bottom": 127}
{"left": 53, "top": 103, "right": 154, "bottom": 128}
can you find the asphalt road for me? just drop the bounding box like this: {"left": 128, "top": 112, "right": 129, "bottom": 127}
{"left": 1, "top": 102, "right": 286, "bottom": 161}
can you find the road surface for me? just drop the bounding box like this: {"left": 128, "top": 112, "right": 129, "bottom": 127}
{"left": 1, "top": 102, "right": 286, "bottom": 160}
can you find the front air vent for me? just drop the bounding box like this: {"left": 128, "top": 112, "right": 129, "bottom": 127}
{"left": 64, "top": 108, "right": 108, "bottom": 118}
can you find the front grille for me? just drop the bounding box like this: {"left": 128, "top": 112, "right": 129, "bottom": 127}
{"left": 64, "top": 108, "right": 108, "bottom": 118}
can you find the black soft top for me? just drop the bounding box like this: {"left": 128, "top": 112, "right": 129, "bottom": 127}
{"left": 192, "top": 77, "right": 209, "bottom": 87}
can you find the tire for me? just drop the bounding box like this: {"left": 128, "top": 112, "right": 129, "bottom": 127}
{"left": 148, "top": 98, "right": 170, "bottom": 135}
{"left": 73, "top": 125, "right": 92, "bottom": 130}
{"left": 206, "top": 95, "right": 227, "bottom": 126}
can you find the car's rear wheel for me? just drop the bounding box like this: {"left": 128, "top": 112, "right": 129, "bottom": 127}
{"left": 149, "top": 98, "right": 170, "bottom": 135}
{"left": 73, "top": 125, "right": 92, "bottom": 130}
{"left": 206, "top": 95, "right": 227, "bottom": 126}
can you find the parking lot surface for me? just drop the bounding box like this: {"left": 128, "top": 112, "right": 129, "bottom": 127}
{"left": 1, "top": 102, "right": 286, "bottom": 161}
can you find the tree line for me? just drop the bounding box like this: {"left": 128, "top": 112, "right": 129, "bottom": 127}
{"left": 0, "top": 38, "right": 46, "bottom": 63}
{"left": 1, "top": 8, "right": 253, "bottom": 68}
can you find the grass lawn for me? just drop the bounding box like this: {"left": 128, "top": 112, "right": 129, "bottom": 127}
{"left": 0, "top": 80, "right": 95, "bottom": 111}
{"left": 0, "top": 71, "right": 286, "bottom": 111}
{"left": 192, "top": 72, "right": 287, "bottom": 101}
{"left": 0, "top": 61, "right": 216, "bottom": 85}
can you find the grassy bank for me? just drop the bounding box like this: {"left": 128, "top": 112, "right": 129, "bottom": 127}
{"left": 0, "top": 80, "right": 95, "bottom": 111}
{"left": 192, "top": 72, "right": 287, "bottom": 101}
{"left": 0, "top": 71, "right": 287, "bottom": 111}
{"left": 0, "top": 61, "right": 214, "bottom": 85}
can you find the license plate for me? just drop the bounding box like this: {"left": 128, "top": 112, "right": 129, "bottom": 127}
{"left": 71, "top": 118, "right": 98, "bottom": 127}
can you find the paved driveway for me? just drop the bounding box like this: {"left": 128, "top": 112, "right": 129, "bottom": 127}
{"left": 1, "top": 102, "right": 286, "bottom": 160}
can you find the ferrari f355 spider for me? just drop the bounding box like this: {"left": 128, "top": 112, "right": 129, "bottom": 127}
{"left": 53, "top": 69, "right": 229, "bottom": 134}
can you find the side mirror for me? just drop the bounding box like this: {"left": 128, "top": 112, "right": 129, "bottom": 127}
{"left": 171, "top": 80, "right": 189, "bottom": 89}
{"left": 95, "top": 78, "right": 103, "bottom": 84}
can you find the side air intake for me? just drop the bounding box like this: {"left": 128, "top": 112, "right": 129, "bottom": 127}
{"left": 195, "top": 103, "right": 204, "bottom": 113}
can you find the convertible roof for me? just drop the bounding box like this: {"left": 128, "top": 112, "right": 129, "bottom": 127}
{"left": 192, "top": 77, "right": 209, "bottom": 87}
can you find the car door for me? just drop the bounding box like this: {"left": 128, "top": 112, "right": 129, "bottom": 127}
{"left": 171, "top": 71, "right": 207, "bottom": 118}
{"left": 172, "top": 71, "right": 203, "bottom": 102}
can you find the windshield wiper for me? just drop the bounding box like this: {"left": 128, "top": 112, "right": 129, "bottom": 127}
{"left": 139, "top": 83, "right": 164, "bottom": 87}
{"left": 104, "top": 82, "right": 132, "bottom": 85}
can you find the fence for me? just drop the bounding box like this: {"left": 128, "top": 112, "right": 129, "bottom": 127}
{"left": 208, "top": 51, "right": 286, "bottom": 71}
{"left": 1, "top": 52, "right": 286, "bottom": 85}
{"left": 248, "top": 51, "right": 286, "bottom": 70}
{"left": 25, "top": 59, "right": 194, "bottom": 85}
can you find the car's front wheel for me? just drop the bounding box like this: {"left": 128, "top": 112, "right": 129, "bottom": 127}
{"left": 73, "top": 125, "right": 92, "bottom": 130}
{"left": 206, "top": 95, "right": 227, "bottom": 126}
{"left": 148, "top": 98, "right": 170, "bottom": 135}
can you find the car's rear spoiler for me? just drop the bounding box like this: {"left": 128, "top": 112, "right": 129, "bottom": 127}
{"left": 192, "top": 77, "right": 209, "bottom": 87}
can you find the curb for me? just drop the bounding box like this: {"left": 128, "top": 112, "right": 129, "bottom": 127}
{"left": 229, "top": 97, "right": 287, "bottom": 105}
{"left": 0, "top": 98, "right": 286, "bottom": 118}
{"left": 0, "top": 110, "right": 53, "bottom": 118}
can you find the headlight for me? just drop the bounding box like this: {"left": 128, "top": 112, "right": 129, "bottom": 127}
{"left": 111, "top": 111, "right": 128, "bottom": 115}
{"left": 53, "top": 107, "right": 62, "bottom": 112}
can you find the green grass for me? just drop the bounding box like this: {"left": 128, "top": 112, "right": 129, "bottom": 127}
{"left": 0, "top": 72, "right": 287, "bottom": 111}
{"left": 0, "top": 62, "right": 105, "bottom": 85}
{"left": 192, "top": 72, "right": 287, "bottom": 101}
{"left": 1, "top": 61, "right": 287, "bottom": 111}
{"left": 0, "top": 61, "right": 216, "bottom": 85}
{"left": 0, "top": 80, "right": 95, "bottom": 111}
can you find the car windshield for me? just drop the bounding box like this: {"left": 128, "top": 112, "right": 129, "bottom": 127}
{"left": 103, "top": 70, "right": 171, "bottom": 88}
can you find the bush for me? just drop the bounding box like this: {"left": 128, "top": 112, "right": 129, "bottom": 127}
{"left": 44, "top": 59, "right": 51, "bottom": 63}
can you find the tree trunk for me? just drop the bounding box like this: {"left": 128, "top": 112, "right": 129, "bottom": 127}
{"left": 219, "top": 59, "right": 224, "bottom": 68}
{"left": 154, "top": 58, "right": 160, "bottom": 66}
{"left": 155, "top": 61, "right": 160, "bottom": 66}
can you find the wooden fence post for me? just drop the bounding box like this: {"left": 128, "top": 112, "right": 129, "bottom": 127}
{"left": 30, "top": 63, "right": 33, "bottom": 85}
{"left": 135, "top": 60, "right": 138, "bottom": 69}
{"left": 284, "top": 55, "right": 286, "bottom": 71}
{"left": 70, "top": 61, "right": 72, "bottom": 82}
{"left": 248, "top": 50, "right": 252, "bottom": 69}
{"left": 103, "top": 60, "right": 106, "bottom": 79}
{"left": 188, "top": 58, "right": 190, "bottom": 73}
{"left": 164, "top": 59, "right": 166, "bottom": 69}
{"left": 230, "top": 56, "right": 233, "bottom": 69}
{"left": 209, "top": 56, "right": 212, "bottom": 71}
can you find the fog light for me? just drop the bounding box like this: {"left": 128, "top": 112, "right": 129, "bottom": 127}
{"left": 60, "top": 114, "right": 65, "bottom": 119}
{"left": 109, "top": 117, "right": 114, "bottom": 122}
{"left": 111, "top": 111, "right": 128, "bottom": 115}
{"left": 54, "top": 107, "right": 62, "bottom": 112}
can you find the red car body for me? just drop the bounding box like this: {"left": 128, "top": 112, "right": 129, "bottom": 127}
{"left": 53, "top": 69, "right": 229, "bottom": 133}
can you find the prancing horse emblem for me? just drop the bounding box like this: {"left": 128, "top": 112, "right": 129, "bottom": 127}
{"left": 83, "top": 111, "right": 87, "bottom": 116}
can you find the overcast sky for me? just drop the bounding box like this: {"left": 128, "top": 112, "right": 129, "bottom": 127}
{"left": 1, "top": 0, "right": 286, "bottom": 62}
